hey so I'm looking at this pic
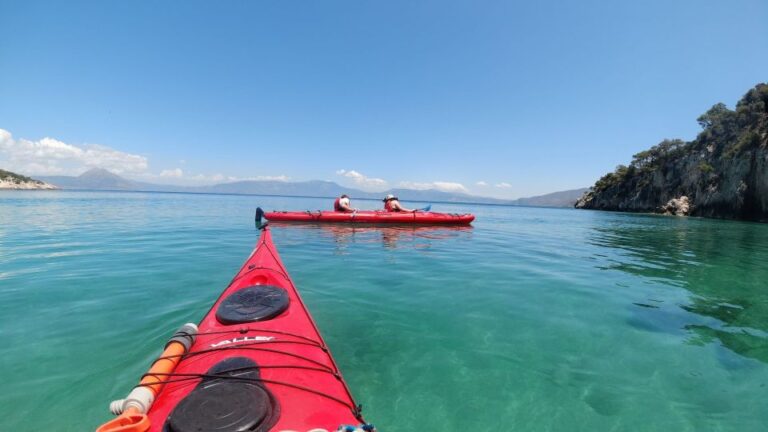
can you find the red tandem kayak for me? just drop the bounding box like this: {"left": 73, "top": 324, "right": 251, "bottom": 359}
{"left": 265, "top": 210, "right": 475, "bottom": 225}
{"left": 97, "top": 210, "right": 372, "bottom": 432}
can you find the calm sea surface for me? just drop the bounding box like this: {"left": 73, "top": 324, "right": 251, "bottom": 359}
{"left": 1, "top": 191, "right": 766, "bottom": 431}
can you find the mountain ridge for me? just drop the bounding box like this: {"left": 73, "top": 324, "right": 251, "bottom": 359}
{"left": 37, "top": 168, "right": 585, "bottom": 207}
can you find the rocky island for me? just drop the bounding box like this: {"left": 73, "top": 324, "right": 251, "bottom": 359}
{"left": 576, "top": 83, "right": 768, "bottom": 221}
{"left": 0, "top": 169, "right": 58, "bottom": 190}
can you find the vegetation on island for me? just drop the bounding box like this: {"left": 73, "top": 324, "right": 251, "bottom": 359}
{"left": 0, "top": 169, "right": 57, "bottom": 189}
{"left": 577, "top": 83, "right": 768, "bottom": 221}
{"left": 1, "top": 169, "right": 43, "bottom": 184}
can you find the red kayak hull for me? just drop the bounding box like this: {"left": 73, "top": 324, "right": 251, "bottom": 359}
{"left": 265, "top": 210, "right": 475, "bottom": 225}
{"left": 146, "top": 227, "right": 363, "bottom": 431}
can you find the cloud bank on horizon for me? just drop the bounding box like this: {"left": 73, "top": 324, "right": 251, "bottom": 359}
{"left": 0, "top": 128, "right": 512, "bottom": 196}
{"left": 333, "top": 168, "right": 485, "bottom": 194}
{"left": 335, "top": 169, "right": 388, "bottom": 190}
{"left": 0, "top": 128, "right": 148, "bottom": 176}
{"left": 0, "top": 128, "right": 291, "bottom": 186}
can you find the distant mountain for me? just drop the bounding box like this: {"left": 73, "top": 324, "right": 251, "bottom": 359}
{"left": 187, "top": 179, "right": 509, "bottom": 204}
{"left": 0, "top": 168, "right": 58, "bottom": 190}
{"left": 370, "top": 188, "right": 511, "bottom": 205}
{"left": 39, "top": 168, "right": 192, "bottom": 192}
{"left": 198, "top": 179, "right": 362, "bottom": 198}
{"left": 38, "top": 169, "right": 512, "bottom": 204}
{"left": 37, "top": 168, "right": 582, "bottom": 207}
{"left": 40, "top": 168, "right": 150, "bottom": 190}
{"left": 511, "top": 188, "right": 589, "bottom": 207}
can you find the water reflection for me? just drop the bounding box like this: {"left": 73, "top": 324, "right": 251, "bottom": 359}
{"left": 588, "top": 216, "right": 768, "bottom": 364}
{"left": 269, "top": 222, "right": 473, "bottom": 250}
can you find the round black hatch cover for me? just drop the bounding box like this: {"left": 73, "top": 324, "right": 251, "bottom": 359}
{"left": 216, "top": 285, "right": 290, "bottom": 324}
{"left": 165, "top": 357, "right": 280, "bottom": 432}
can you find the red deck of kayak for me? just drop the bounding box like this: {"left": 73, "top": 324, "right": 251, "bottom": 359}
{"left": 147, "top": 227, "right": 362, "bottom": 431}
{"left": 265, "top": 210, "right": 475, "bottom": 225}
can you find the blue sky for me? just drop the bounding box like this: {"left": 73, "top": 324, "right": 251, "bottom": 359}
{"left": 1, "top": 0, "right": 766, "bottom": 198}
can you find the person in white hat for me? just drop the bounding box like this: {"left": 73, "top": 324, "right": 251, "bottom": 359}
{"left": 382, "top": 194, "right": 415, "bottom": 212}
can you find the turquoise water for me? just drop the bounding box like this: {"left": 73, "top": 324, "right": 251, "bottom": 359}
{"left": 1, "top": 191, "right": 766, "bottom": 431}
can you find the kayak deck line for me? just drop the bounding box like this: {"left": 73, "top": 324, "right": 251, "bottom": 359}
{"left": 97, "top": 219, "right": 373, "bottom": 432}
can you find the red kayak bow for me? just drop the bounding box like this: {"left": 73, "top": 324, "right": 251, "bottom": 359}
{"left": 97, "top": 211, "right": 371, "bottom": 432}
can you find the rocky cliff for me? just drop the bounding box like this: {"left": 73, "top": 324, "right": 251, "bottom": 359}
{"left": 576, "top": 83, "right": 768, "bottom": 221}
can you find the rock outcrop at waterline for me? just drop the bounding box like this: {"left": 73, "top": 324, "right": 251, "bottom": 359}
{"left": 0, "top": 169, "right": 58, "bottom": 190}
{"left": 576, "top": 83, "right": 768, "bottom": 221}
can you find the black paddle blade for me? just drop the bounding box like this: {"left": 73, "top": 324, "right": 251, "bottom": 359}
{"left": 255, "top": 207, "right": 268, "bottom": 230}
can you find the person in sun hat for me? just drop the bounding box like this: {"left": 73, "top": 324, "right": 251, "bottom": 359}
{"left": 333, "top": 194, "right": 356, "bottom": 212}
{"left": 382, "top": 194, "right": 415, "bottom": 212}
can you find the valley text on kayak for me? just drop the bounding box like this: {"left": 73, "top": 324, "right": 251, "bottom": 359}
{"left": 209, "top": 335, "right": 276, "bottom": 348}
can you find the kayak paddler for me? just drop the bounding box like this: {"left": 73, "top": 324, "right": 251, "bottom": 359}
{"left": 333, "top": 194, "right": 356, "bottom": 212}
{"left": 383, "top": 194, "right": 415, "bottom": 212}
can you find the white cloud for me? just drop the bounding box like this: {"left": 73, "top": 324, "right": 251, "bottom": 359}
{"left": 246, "top": 175, "right": 290, "bottom": 182}
{"left": 433, "top": 181, "right": 468, "bottom": 193}
{"left": 495, "top": 182, "right": 512, "bottom": 188}
{"left": 0, "top": 128, "right": 148, "bottom": 176}
{"left": 399, "top": 180, "right": 469, "bottom": 193}
{"left": 0, "top": 128, "right": 293, "bottom": 187}
{"left": 336, "top": 169, "right": 388, "bottom": 190}
{"left": 160, "top": 168, "right": 184, "bottom": 178}
{"left": 147, "top": 171, "right": 290, "bottom": 185}
{"left": 476, "top": 181, "right": 488, "bottom": 187}
{"left": 398, "top": 181, "right": 432, "bottom": 190}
